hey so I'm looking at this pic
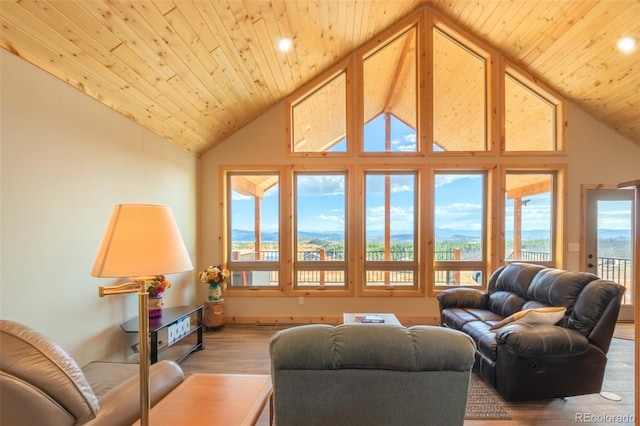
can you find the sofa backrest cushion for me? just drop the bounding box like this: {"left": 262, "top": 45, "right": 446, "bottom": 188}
{"left": 527, "top": 268, "right": 598, "bottom": 310}
{"left": 0, "top": 320, "right": 100, "bottom": 424}
{"left": 270, "top": 324, "right": 476, "bottom": 372}
{"left": 567, "top": 279, "right": 625, "bottom": 347}
{"left": 487, "top": 263, "right": 544, "bottom": 317}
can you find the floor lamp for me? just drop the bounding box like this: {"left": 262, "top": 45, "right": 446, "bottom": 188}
{"left": 91, "top": 204, "right": 193, "bottom": 426}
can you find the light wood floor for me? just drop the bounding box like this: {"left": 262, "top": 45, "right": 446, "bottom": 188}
{"left": 179, "top": 323, "right": 635, "bottom": 426}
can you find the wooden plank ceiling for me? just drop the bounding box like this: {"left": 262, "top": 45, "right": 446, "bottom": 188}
{"left": 1, "top": 1, "right": 638, "bottom": 157}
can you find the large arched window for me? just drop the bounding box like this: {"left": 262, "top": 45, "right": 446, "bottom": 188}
{"left": 223, "top": 7, "right": 565, "bottom": 298}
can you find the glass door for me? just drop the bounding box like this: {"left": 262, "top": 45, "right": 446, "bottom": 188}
{"left": 585, "top": 188, "right": 635, "bottom": 321}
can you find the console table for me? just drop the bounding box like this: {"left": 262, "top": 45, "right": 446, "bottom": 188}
{"left": 121, "top": 304, "right": 204, "bottom": 364}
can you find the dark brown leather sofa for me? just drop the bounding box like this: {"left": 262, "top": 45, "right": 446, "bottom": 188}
{"left": 437, "top": 262, "right": 625, "bottom": 401}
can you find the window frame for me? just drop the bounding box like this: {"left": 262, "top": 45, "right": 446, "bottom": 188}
{"left": 359, "top": 165, "right": 425, "bottom": 297}
{"left": 500, "top": 165, "right": 566, "bottom": 268}
{"left": 501, "top": 60, "right": 566, "bottom": 156}
{"left": 290, "top": 165, "right": 354, "bottom": 297}
{"left": 428, "top": 15, "right": 496, "bottom": 156}
{"left": 428, "top": 165, "right": 495, "bottom": 296}
{"left": 222, "top": 166, "right": 287, "bottom": 297}
{"left": 358, "top": 19, "right": 423, "bottom": 157}
{"left": 287, "top": 59, "right": 354, "bottom": 158}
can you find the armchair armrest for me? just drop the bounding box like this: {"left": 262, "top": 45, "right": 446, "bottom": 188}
{"left": 495, "top": 324, "right": 589, "bottom": 356}
{"left": 437, "top": 287, "right": 488, "bottom": 310}
{"left": 85, "top": 360, "right": 184, "bottom": 426}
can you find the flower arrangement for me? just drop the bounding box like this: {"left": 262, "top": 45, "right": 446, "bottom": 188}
{"left": 199, "top": 265, "right": 230, "bottom": 287}
{"left": 199, "top": 265, "right": 229, "bottom": 301}
{"left": 143, "top": 275, "right": 172, "bottom": 298}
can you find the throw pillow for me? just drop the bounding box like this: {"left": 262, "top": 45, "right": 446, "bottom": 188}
{"left": 489, "top": 306, "right": 566, "bottom": 331}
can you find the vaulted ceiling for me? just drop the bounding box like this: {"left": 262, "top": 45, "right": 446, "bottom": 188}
{"left": 1, "top": 1, "right": 638, "bottom": 157}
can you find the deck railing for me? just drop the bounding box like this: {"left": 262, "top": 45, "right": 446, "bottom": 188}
{"left": 506, "top": 250, "right": 551, "bottom": 261}
{"left": 231, "top": 249, "right": 633, "bottom": 302}
{"left": 234, "top": 248, "right": 454, "bottom": 262}
{"left": 597, "top": 256, "right": 632, "bottom": 304}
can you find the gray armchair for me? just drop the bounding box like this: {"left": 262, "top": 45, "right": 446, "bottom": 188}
{"left": 0, "top": 319, "right": 184, "bottom": 426}
{"left": 269, "top": 324, "right": 476, "bottom": 426}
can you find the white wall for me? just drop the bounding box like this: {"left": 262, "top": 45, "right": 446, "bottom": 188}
{"left": 0, "top": 50, "right": 199, "bottom": 366}
{"left": 200, "top": 95, "right": 640, "bottom": 320}
{"left": 564, "top": 104, "right": 640, "bottom": 270}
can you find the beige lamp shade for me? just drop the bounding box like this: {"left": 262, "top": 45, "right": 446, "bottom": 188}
{"left": 92, "top": 204, "right": 193, "bottom": 278}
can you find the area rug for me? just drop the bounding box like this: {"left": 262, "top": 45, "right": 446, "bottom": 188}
{"left": 465, "top": 374, "right": 511, "bottom": 420}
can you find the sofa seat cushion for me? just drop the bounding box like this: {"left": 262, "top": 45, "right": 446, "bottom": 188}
{"left": 441, "top": 308, "right": 503, "bottom": 362}
{"left": 460, "top": 321, "right": 499, "bottom": 362}
{"left": 495, "top": 323, "right": 589, "bottom": 356}
{"left": 82, "top": 361, "right": 138, "bottom": 399}
{"left": 441, "top": 307, "right": 503, "bottom": 330}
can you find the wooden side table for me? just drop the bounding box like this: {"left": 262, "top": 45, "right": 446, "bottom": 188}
{"left": 132, "top": 373, "right": 272, "bottom": 426}
{"left": 204, "top": 299, "right": 225, "bottom": 330}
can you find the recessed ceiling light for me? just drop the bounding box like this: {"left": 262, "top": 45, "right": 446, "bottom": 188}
{"left": 616, "top": 35, "right": 637, "bottom": 54}
{"left": 278, "top": 37, "right": 293, "bottom": 52}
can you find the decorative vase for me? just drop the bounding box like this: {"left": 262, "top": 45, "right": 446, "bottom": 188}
{"left": 148, "top": 294, "right": 163, "bottom": 319}
{"left": 208, "top": 283, "right": 222, "bottom": 301}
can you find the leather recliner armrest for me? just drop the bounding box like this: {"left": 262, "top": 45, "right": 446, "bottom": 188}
{"left": 495, "top": 323, "right": 589, "bottom": 356}
{"left": 437, "top": 287, "right": 488, "bottom": 309}
{"left": 84, "top": 360, "right": 184, "bottom": 426}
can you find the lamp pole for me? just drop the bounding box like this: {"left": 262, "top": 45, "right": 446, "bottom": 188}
{"left": 138, "top": 288, "right": 150, "bottom": 426}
